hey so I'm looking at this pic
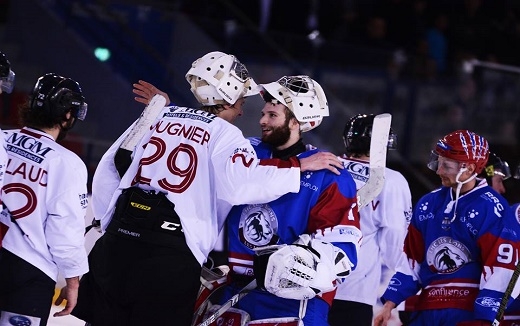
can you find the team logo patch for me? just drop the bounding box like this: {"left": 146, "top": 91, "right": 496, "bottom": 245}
{"left": 239, "top": 204, "right": 279, "bottom": 249}
{"left": 515, "top": 205, "right": 520, "bottom": 226}
{"left": 426, "top": 236, "right": 471, "bottom": 273}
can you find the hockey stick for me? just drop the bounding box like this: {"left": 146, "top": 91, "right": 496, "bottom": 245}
{"left": 492, "top": 259, "right": 520, "bottom": 326}
{"left": 357, "top": 113, "right": 391, "bottom": 208}
{"left": 196, "top": 279, "right": 257, "bottom": 326}
{"left": 114, "top": 94, "right": 167, "bottom": 177}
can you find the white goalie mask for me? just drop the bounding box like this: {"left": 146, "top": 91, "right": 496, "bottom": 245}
{"left": 185, "top": 51, "right": 259, "bottom": 106}
{"left": 260, "top": 75, "right": 329, "bottom": 132}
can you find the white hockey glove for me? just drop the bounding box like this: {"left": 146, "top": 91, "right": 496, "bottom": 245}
{"left": 253, "top": 239, "right": 354, "bottom": 300}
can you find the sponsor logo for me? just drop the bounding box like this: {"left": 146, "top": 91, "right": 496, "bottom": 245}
{"left": 475, "top": 297, "right": 500, "bottom": 310}
{"left": 481, "top": 192, "right": 505, "bottom": 217}
{"left": 426, "top": 287, "right": 471, "bottom": 299}
{"left": 118, "top": 228, "right": 140, "bottom": 238}
{"left": 9, "top": 315, "right": 32, "bottom": 326}
{"left": 161, "top": 221, "right": 183, "bottom": 232}
{"left": 389, "top": 278, "right": 402, "bottom": 286}
{"left": 426, "top": 236, "right": 471, "bottom": 273}
{"left": 6, "top": 133, "right": 54, "bottom": 163}
{"left": 130, "top": 202, "right": 151, "bottom": 211}
{"left": 460, "top": 209, "right": 479, "bottom": 222}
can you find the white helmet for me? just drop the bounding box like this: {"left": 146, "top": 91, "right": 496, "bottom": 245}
{"left": 260, "top": 75, "right": 329, "bottom": 132}
{"left": 185, "top": 51, "right": 259, "bottom": 106}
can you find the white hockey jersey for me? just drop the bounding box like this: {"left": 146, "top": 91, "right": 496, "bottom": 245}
{"left": 334, "top": 156, "right": 412, "bottom": 305}
{"left": 0, "top": 127, "right": 89, "bottom": 281}
{"left": 92, "top": 106, "right": 302, "bottom": 265}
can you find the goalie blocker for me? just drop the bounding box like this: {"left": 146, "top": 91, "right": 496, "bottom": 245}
{"left": 253, "top": 236, "right": 354, "bottom": 301}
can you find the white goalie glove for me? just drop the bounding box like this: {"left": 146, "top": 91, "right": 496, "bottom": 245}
{"left": 254, "top": 237, "right": 354, "bottom": 300}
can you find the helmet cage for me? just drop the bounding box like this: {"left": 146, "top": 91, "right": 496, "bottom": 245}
{"left": 260, "top": 75, "right": 329, "bottom": 132}
{"left": 185, "top": 51, "right": 259, "bottom": 106}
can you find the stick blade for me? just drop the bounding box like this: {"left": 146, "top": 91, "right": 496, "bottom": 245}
{"left": 357, "top": 113, "right": 391, "bottom": 208}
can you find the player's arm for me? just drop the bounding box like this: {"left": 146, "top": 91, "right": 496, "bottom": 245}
{"left": 378, "top": 172, "right": 413, "bottom": 271}
{"left": 212, "top": 130, "right": 342, "bottom": 206}
{"left": 473, "top": 204, "right": 518, "bottom": 322}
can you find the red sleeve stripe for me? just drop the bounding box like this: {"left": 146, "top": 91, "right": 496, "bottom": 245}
{"left": 258, "top": 156, "right": 300, "bottom": 168}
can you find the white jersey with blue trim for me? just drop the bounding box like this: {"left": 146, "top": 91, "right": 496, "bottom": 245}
{"left": 91, "top": 106, "right": 302, "bottom": 265}
{"left": 0, "top": 127, "right": 89, "bottom": 281}
{"left": 334, "top": 156, "right": 412, "bottom": 306}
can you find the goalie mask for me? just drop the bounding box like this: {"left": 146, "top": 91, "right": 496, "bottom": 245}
{"left": 185, "top": 51, "right": 259, "bottom": 106}
{"left": 343, "top": 113, "right": 397, "bottom": 156}
{"left": 30, "top": 73, "right": 88, "bottom": 122}
{"left": 0, "top": 51, "right": 15, "bottom": 94}
{"left": 259, "top": 75, "right": 329, "bottom": 132}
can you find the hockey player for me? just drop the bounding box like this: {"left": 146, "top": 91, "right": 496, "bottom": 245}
{"left": 328, "top": 114, "right": 412, "bottom": 326}
{"left": 478, "top": 152, "right": 511, "bottom": 195}
{"left": 374, "top": 130, "right": 519, "bottom": 326}
{"left": 214, "top": 75, "right": 361, "bottom": 326}
{"left": 72, "top": 52, "right": 343, "bottom": 326}
{"left": 0, "top": 73, "right": 89, "bottom": 325}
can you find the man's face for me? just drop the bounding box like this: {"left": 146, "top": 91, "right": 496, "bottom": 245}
{"left": 259, "top": 102, "right": 292, "bottom": 147}
{"left": 436, "top": 156, "right": 464, "bottom": 187}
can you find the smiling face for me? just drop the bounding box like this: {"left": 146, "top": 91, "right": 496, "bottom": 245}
{"left": 435, "top": 155, "right": 477, "bottom": 189}
{"left": 259, "top": 102, "right": 298, "bottom": 148}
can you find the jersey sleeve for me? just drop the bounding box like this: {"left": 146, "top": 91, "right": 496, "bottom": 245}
{"left": 378, "top": 171, "right": 413, "bottom": 271}
{"left": 474, "top": 202, "right": 518, "bottom": 321}
{"left": 91, "top": 121, "right": 136, "bottom": 223}
{"left": 212, "top": 127, "right": 301, "bottom": 206}
{"left": 307, "top": 168, "right": 362, "bottom": 269}
{"left": 44, "top": 155, "right": 89, "bottom": 278}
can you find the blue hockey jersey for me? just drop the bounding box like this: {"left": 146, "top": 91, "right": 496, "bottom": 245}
{"left": 381, "top": 179, "right": 519, "bottom": 322}
{"left": 223, "top": 138, "right": 361, "bottom": 324}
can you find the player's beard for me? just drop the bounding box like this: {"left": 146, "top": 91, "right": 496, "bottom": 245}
{"left": 262, "top": 122, "right": 291, "bottom": 148}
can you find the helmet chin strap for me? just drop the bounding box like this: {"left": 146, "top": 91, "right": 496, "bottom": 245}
{"left": 444, "top": 167, "right": 477, "bottom": 224}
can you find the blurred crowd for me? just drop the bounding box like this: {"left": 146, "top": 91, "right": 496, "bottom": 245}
{"left": 181, "top": 0, "right": 520, "bottom": 80}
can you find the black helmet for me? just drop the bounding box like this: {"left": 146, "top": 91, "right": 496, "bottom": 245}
{"left": 0, "top": 51, "right": 15, "bottom": 93}
{"left": 343, "top": 114, "right": 397, "bottom": 156}
{"left": 30, "top": 73, "right": 87, "bottom": 121}
{"left": 482, "top": 152, "right": 511, "bottom": 180}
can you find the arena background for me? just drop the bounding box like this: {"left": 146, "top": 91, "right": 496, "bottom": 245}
{"left": 1, "top": 1, "right": 519, "bottom": 324}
